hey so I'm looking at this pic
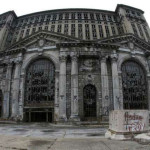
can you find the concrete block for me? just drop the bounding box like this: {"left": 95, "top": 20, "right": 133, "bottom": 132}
{"left": 105, "top": 110, "right": 149, "bottom": 140}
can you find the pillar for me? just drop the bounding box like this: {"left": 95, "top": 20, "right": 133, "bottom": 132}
{"left": 70, "top": 53, "right": 79, "bottom": 121}
{"left": 59, "top": 54, "right": 67, "bottom": 121}
{"left": 111, "top": 53, "right": 122, "bottom": 110}
{"left": 147, "top": 74, "right": 150, "bottom": 110}
{"left": 147, "top": 56, "right": 150, "bottom": 110}
{"left": 18, "top": 73, "right": 24, "bottom": 121}
{"left": 11, "top": 61, "right": 22, "bottom": 119}
{"left": 54, "top": 70, "right": 59, "bottom": 122}
{"left": 3, "top": 63, "right": 12, "bottom": 118}
{"left": 101, "top": 56, "right": 110, "bottom": 117}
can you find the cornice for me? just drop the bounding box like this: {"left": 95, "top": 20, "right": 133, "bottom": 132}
{"left": 2, "top": 34, "right": 150, "bottom": 57}
{"left": 0, "top": 11, "right": 17, "bottom": 18}
{"left": 57, "top": 42, "right": 119, "bottom": 49}
{"left": 115, "top": 4, "right": 144, "bottom": 14}
{"left": 18, "top": 8, "right": 116, "bottom": 19}
{"left": 0, "top": 47, "right": 26, "bottom": 57}
{"left": 98, "top": 33, "right": 150, "bottom": 51}
{"left": 6, "top": 30, "right": 80, "bottom": 51}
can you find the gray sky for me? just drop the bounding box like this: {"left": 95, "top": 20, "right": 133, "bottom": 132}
{"left": 1, "top": 0, "right": 150, "bottom": 25}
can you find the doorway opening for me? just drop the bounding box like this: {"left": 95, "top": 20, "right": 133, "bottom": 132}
{"left": 83, "top": 84, "right": 97, "bottom": 120}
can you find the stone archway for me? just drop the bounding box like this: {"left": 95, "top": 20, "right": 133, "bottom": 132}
{"left": 121, "top": 60, "right": 148, "bottom": 109}
{"left": 24, "top": 58, "right": 55, "bottom": 122}
{"left": 83, "top": 84, "right": 97, "bottom": 119}
{"left": 0, "top": 90, "right": 3, "bottom": 118}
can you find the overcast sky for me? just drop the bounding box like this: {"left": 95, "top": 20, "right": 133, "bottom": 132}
{"left": 1, "top": 0, "right": 150, "bottom": 25}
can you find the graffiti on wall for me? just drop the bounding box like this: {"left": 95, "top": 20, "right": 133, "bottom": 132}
{"left": 124, "top": 112, "right": 145, "bottom": 132}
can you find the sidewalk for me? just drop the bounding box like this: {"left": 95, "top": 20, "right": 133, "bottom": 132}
{"left": 0, "top": 123, "right": 149, "bottom": 150}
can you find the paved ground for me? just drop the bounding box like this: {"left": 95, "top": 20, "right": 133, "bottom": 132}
{"left": 0, "top": 123, "right": 149, "bottom": 150}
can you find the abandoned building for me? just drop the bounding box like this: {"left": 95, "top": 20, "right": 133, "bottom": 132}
{"left": 0, "top": 4, "right": 150, "bottom": 123}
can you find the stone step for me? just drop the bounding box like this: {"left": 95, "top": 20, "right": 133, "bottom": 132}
{"left": 0, "top": 120, "right": 17, "bottom": 124}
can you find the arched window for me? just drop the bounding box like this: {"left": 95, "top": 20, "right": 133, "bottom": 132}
{"left": 0, "top": 90, "right": 2, "bottom": 117}
{"left": 83, "top": 84, "right": 97, "bottom": 118}
{"left": 121, "top": 61, "right": 147, "bottom": 109}
{"left": 25, "top": 59, "right": 55, "bottom": 106}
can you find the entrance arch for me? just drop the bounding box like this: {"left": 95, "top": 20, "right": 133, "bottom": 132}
{"left": 121, "top": 60, "right": 147, "bottom": 109}
{"left": 24, "top": 58, "right": 55, "bottom": 122}
{"left": 0, "top": 90, "right": 3, "bottom": 117}
{"left": 83, "top": 84, "right": 97, "bottom": 118}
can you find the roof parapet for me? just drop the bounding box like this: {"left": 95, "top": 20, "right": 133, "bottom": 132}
{"left": 115, "top": 4, "right": 144, "bottom": 14}
{"left": 0, "top": 11, "right": 17, "bottom": 18}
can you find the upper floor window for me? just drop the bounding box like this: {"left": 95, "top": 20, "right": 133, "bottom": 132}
{"left": 38, "top": 26, "right": 42, "bottom": 31}
{"left": 52, "top": 14, "right": 57, "bottom": 20}
{"left": 84, "top": 13, "right": 88, "bottom": 20}
{"left": 45, "top": 26, "right": 48, "bottom": 30}
{"left": 40, "top": 16, "right": 45, "bottom": 22}
{"left": 126, "top": 9, "right": 129, "bottom": 14}
{"left": 137, "top": 24, "right": 144, "bottom": 38}
{"left": 90, "top": 13, "right": 94, "bottom": 20}
{"left": 32, "top": 28, "right": 36, "bottom": 33}
{"left": 25, "top": 29, "right": 30, "bottom": 37}
{"left": 65, "top": 13, "right": 69, "bottom": 20}
{"left": 71, "top": 13, "right": 76, "bottom": 20}
{"left": 85, "top": 24, "right": 90, "bottom": 40}
{"left": 35, "top": 16, "right": 39, "bottom": 22}
{"left": 96, "top": 14, "right": 100, "bottom": 20}
{"left": 78, "top": 13, "right": 82, "bottom": 20}
{"left": 64, "top": 24, "right": 68, "bottom": 35}
{"left": 47, "top": 15, "right": 51, "bottom": 21}
{"left": 92, "top": 24, "right": 97, "bottom": 39}
{"left": 78, "top": 24, "right": 83, "bottom": 39}
{"left": 58, "top": 14, "right": 63, "bottom": 20}
{"left": 113, "top": 16, "right": 117, "bottom": 22}
{"left": 131, "top": 11, "right": 135, "bottom": 15}
{"left": 117, "top": 25, "right": 124, "bottom": 35}
{"left": 111, "top": 26, "right": 116, "bottom": 35}
{"left": 108, "top": 15, "right": 112, "bottom": 21}
{"left": 51, "top": 25, "right": 55, "bottom": 32}
{"left": 20, "top": 30, "right": 24, "bottom": 38}
{"left": 102, "top": 14, "right": 106, "bottom": 21}
{"left": 57, "top": 24, "right": 62, "bottom": 33}
{"left": 131, "top": 23, "right": 138, "bottom": 36}
{"left": 98, "top": 25, "right": 103, "bottom": 38}
{"left": 105, "top": 26, "right": 110, "bottom": 37}
{"left": 137, "top": 12, "right": 141, "bottom": 17}
{"left": 71, "top": 24, "right": 75, "bottom": 37}
{"left": 143, "top": 25, "right": 150, "bottom": 40}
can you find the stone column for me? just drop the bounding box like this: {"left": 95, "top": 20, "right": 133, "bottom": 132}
{"left": 118, "top": 71, "right": 124, "bottom": 110}
{"left": 111, "top": 53, "right": 121, "bottom": 110}
{"left": 101, "top": 57, "right": 109, "bottom": 117}
{"left": 11, "top": 61, "right": 22, "bottom": 119}
{"left": 147, "top": 56, "right": 150, "bottom": 70}
{"left": 59, "top": 55, "right": 67, "bottom": 121}
{"left": 70, "top": 53, "right": 79, "bottom": 121}
{"left": 147, "top": 56, "right": 150, "bottom": 110}
{"left": 147, "top": 74, "right": 150, "bottom": 110}
{"left": 54, "top": 70, "right": 59, "bottom": 122}
{"left": 3, "top": 63, "right": 12, "bottom": 118}
{"left": 18, "top": 73, "right": 25, "bottom": 121}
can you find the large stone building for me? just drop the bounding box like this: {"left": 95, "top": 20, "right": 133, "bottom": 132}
{"left": 0, "top": 4, "right": 150, "bottom": 123}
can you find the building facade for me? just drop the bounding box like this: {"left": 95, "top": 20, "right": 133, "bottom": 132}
{"left": 0, "top": 4, "right": 150, "bottom": 123}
